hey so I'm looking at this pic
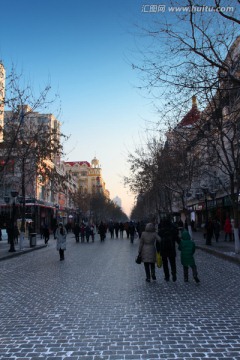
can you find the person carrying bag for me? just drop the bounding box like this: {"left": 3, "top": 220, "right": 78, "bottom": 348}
{"left": 138, "top": 223, "right": 161, "bottom": 282}
{"left": 56, "top": 223, "right": 67, "bottom": 261}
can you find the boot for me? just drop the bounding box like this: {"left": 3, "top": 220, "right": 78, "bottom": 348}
{"left": 194, "top": 276, "right": 200, "bottom": 283}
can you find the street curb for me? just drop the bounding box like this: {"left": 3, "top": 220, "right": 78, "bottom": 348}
{"left": 196, "top": 245, "right": 240, "bottom": 265}
{"left": 0, "top": 244, "right": 47, "bottom": 262}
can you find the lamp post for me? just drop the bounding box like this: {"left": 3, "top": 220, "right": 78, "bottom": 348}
{"left": 200, "top": 186, "right": 217, "bottom": 222}
{"left": 4, "top": 190, "right": 19, "bottom": 252}
{"left": 196, "top": 186, "right": 217, "bottom": 246}
{"left": 182, "top": 189, "right": 192, "bottom": 236}
{"left": 55, "top": 204, "right": 60, "bottom": 223}
{"left": 201, "top": 186, "right": 209, "bottom": 222}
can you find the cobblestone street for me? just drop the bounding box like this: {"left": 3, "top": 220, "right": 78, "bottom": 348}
{"left": 0, "top": 232, "right": 240, "bottom": 360}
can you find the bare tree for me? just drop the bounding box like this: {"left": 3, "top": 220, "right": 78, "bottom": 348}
{"left": 133, "top": 0, "right": 239, "bottom": 121}
{"left": 131, "top": 0, "right": 240, "bottom": 251}
{"left": 0, "top": 67, "right": 69, "bottom": 251}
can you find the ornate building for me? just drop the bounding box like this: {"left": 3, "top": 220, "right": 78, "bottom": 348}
{"left": 64, "top": 157, "right": 110, "bottom": 198}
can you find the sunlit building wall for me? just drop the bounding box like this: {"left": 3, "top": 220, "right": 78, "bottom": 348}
{"left": 64, "top": 157, "right": 110, "bottom": 198}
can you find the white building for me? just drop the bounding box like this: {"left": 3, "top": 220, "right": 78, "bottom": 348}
{"left": 113, "top": 196, "right": 122, "bottom": 208}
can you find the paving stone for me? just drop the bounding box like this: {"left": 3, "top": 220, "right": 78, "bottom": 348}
{"left": 0, "top": 234, "right": 240, "bottom": 360}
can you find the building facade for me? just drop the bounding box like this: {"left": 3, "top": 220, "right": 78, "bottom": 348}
{"left": 64, "top": 157, "right": 110, "bottom": 198}
{"left": 0, "top": 99, "right": 77, "bottom": 231}
{"left": 168, "top": 37, "right": 240, "bottom": 230}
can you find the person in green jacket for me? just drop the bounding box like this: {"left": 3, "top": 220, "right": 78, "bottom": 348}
{"left": 178, "top": 229, "right": 200, "bottom": 283}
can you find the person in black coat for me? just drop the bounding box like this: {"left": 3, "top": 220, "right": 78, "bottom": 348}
{"left": 43, "top": 225, "right": 50, "bottom": 245}
{"left": 108, "top": 221, "right": 114, "bottom": 239}
{"left": 13, "top": 223, "right": 20, "bottom": 244}
{"left": 205, "top": 218, "right": 214, "bottom": 245}
{"left": 119, "top": 222, "right": 124, "bottom": 238}
{"left": 98, "top": 221, "right": 106, "bottom": 242}
{"left": 129, "top": 221, "right": 136, "bottom": 243}
{"left": 73, "top": 223, "right": 80, "bottom": 243}
{"left": 114, "top": 222, "right": 120, "bottom": 239}
{"left": 158, "top": 218, "right": 180, "bottom": 282}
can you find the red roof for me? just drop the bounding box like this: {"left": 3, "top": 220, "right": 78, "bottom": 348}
{"left": 64, "top": 161, "right": 91, "bottom": 167}
{"left": 179, "top": 97, "right": 201, "bottom": 127}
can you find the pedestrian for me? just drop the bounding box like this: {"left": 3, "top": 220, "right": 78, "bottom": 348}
{"left": 40, "top": 224, "right": 44, "bottom": 239}
{"left": 158, "top": 218, "right": 180, "bottom": 282}
{"left": 129, "top": 221, "right": 136, "bottom": 243}
{"left": 80, "top": 223, "right": 86, "bottom": 243}
{"left": 89, "top": 224, "right": 95, "bottom": 242}
{"left": 205, "top": 218, "right": 214, "bottom": 245}
{"left": 13, "top": 223, "right": 19, "bottom": 244}
{"left": 224, "top": 217, "right": 232, "bottom": 242}
{"left": 114, "top": 222, "right": 120, "bottom": 238}
{"left": 98, "top": 221, "right": 106, "bottom": 242}
{"left": 138, "top": 222, "right": 161, "bottom": 282}
{"left": 178, "top": 219, "right": 184, "bottom": 232}
{"left": 213, "top": 218, "right": 221, "bottom": 242}
{"left": 6, "top": 223, "right": 11, "bottom": 244}
{"left": 119, "top": 222, "right": 124, "bottom": 238}
{"left": 85, "top": 224, "right": 91, "bottom": 242}
{"left": 178, "top": 229, "right": 200, "bottom": 283}
{"left": 73, "top": 223, "right": 80, "bottom": 243}
{"left": 109, "top": 221, "right": 114, "bottom": 239}
{"left": 43, "top": 225, "right": 50, "bottom": 245}
{"left": 56, "top": 223, "right": 67, "bottom": 261}
{"left": 137, "top": 220, "right": 145, "bottom": 239}
{"left": 191, "top": 219, "right": 196, "bottom": 232}
{"left": 28, "top": 222, "right": 33, "bottom": 239}
{"left": 124, "top": 222, "right": 130, "bottom": 239}
{"left": 53, "top": 223, "right": 58, "bottom": 239}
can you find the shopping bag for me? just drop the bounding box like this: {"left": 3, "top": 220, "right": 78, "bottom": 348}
{"left": 156, "top": 252, "right": 162, "bottom": 268}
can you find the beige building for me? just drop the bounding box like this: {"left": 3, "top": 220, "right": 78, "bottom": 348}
{"left": 64, "top": 157, "right": 110, "bottom": 198}
{"left": 0, "top": 101, "right": 75, "bottom": 229}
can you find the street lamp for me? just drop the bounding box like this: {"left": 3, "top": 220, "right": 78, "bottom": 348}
{"left": 4, "top": 190, "right": 19, "bottom": 252}
{"left": 55, "top": 204, "right": 60, "bottom": 222}
{"left": 201, "top": 186, "right": 209, "bottom": 222}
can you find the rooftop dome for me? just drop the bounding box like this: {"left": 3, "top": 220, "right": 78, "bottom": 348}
{"left": 91, "top": 157, "right": 99, "bottom": 168}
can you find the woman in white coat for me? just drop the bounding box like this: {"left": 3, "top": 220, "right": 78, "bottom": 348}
{"left": 138, "top": 223, "right": 161, "bottom": 282}
{"left": 56, "top": 223, "right": 67, "bottom": 260}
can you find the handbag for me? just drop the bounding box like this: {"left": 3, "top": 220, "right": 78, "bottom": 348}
{"left": 156, "top": 252, "right": 162, "bottom": 268}
{"left": 135, "top": 253, "right": 142, "bottom": 264}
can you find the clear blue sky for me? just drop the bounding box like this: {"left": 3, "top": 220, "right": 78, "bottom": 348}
{"left": 0, "top": 0, "right": 160, "bottom": 216}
